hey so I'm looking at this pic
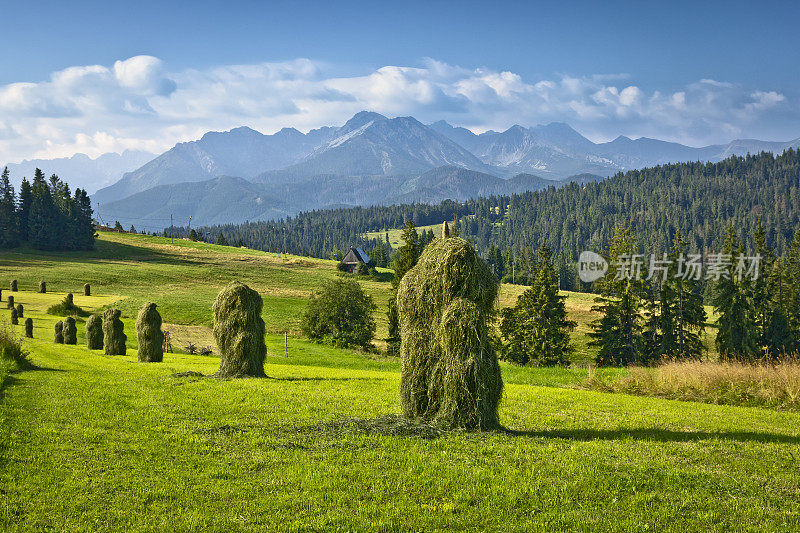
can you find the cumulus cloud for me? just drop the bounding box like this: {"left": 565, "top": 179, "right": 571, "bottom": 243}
{"left": 0, "top": 55, "right": 795, "bottom": 166}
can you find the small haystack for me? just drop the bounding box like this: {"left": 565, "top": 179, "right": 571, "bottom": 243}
{"left": 54, "top": 321, "right": 64, "bottom": 343}
{"left": 212, "top": 282, "right": 266, "bottom": 378}
{"left": 10, "top": 307, "right": 18, "bottom": 325}
{"left": 10, "top": 280, "right": 17, "bottom": 292}
{"left": 65, "top": 293, "right": 74, "bottom": 307}
{"left": 84, "top": 283, "right": 91, "bottom": 296}
{"left": 136, "top": 303, "right": 164, "bottom": 363}
{"left": 102, "top": 308, "right": 127, "bottom": 355}
{"left": 24, "top": 318, "right": 33, "bottom": 338}
{"left": 6, "top": 295, "right": 13, "bottom": 310}
{"left": 39, "top": 281, "right": 46, "bottom": 294}
{"left": 63, "top": 317, "right": 77, "bottom": 345}
{"left": 396, "top": 227, "right": 502, "bottom": 430}
{"left": 85, "top": 314, "right": 103, "bottom": 350}
{"left": 15, "top": 304, "right": 23, "bottom": 318}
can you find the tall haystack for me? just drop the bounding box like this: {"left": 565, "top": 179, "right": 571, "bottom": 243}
{"left": 54, "top": 321, "right": 64, "bottom": 343}
{"left": 212, "top": 282, "right": 266, "bottom": 378}
{"left": 1, "top": 288, "right": 3, "bottom": 301}
{"left": 85, "top": 314, "right": 103, "bottom": 350}
{"left": 39, "top": 281, "right": 46, "bottom": 294}
{"left": 6, "top": 295, "right": 13, "bottom": 309}
{"left": 84, "top": 283, "right": 91, "bottom": 296}
{"left": 10, "top": 307, "right": 18, "bottom": 325}
{"left": 63, "top": 317, "right": 77, "bottom": 345}
{"left": 136, "top": 303, "right": 164, "bottom": 363}
{"left": 24, "top": 318, "right": 33, "bottom": 338}
{"left": 397, "top": 228, "right": 502, "bottom": 430}
{"left": 102, "top": 308, "right": 126, "bottom": 355}
{"left": 10, "top": 280, "right": 16, "bottom": 292}
{"left": 15, "top": 304, "right": 23, "bottom": 318}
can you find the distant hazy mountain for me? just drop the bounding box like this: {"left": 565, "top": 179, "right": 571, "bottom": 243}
{"left": 3, "top": 150, "right": 155, "bottom": 194}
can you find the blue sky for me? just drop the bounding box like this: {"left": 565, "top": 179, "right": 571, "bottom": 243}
{"left": 1, "top": 0, "right": 798, "bottom": 162}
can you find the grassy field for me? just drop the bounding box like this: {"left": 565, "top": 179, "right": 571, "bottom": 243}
{"left": 2, "top": 233, "right": 798, "bottom": 531}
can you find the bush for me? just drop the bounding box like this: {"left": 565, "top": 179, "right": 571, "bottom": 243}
{"left": 136, "top": 303, "right": 164, "bottom": 363}
{"left": 54, "top": 321, "right": 64, "bottom": 344}
{"left": 10, "top": 307, "right": 18, "bottom": 325}
{"left": 24, "top": 318, "right": 33, "bottom": 338}
{"left": 39, "top": 281, "right": 46, "bottom": 294}
{"left": 397, "top": 231, "right": 502, "bottom": 430}
{"left": 15, "top": 304, "right": 23, "bottom": 318}
{"left": 47, "top": 294, "right": 88, "bottom": 317}
{"left": 336, "top": 261, "right": 348, "bottom": 272}
{"left": 356, "top": 261, "right": 370, "bottom": 275}
{"left": 85, "top": 314, "right": 103, "bottom": 350}
{"left": 0, "top": 325, "right": 30, "bottom": 369}
{"left": 301, "top": 278, "right": 376, "bottom": 349}
{"left": 84, "top": 283, "right": 91, "bottom": 296}
{"left": 63, "top": 317, "right": 77, "bottom": 345}
{"left": 102, "top": 309, "right": 126, "bottom": 355}
{"left": 212, "top": 282, "right": 266, "bottom": 378}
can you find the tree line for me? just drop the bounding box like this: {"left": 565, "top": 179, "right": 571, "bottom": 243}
{"left": 0, "top": 168, "right": 94, "bottom": 251}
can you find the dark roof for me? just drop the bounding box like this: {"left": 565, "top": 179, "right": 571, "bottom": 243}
{"left": 342, "top": 247, "right": 370, "bottom": 264}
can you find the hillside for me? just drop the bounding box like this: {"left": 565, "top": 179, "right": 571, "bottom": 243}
{"left": 1, "top": 232, "right": 798, "bottom": 530}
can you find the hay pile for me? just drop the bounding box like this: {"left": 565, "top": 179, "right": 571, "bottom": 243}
{"left": 0, "top": 288, "right": 3, "bottom": 301}
{"left": 102, "top": 308, "right": 127, "bottom": 355}
{"left": 65, "top": 293, "right": 74, "bottom": 307}
{"left": 85, "top": 314, "right": 103, "bottom": 350}
{"left": 84, "top": 283, "right": 91, "bottom": 296}
{"left": 10, "top": 307, "right": 18, "bottom": 325}
{"left": 397, "top": 229, "right": 502, "bottom": 430}
{"left": 6, "top": 295, "right": 13, "bottom": 310}
{"left": 54, "top": 321, "right": 64, "bottom": 343}
{"left": 212, "top": 282, "right": 266, "bottom": 378}
{"left": 39, "top": 281, "right": 46, "bottom": 294}
{"left": 10, "top": 280, "right": 16, "bottom": 292}
{"left": 24, "top": 318, "right": 33, "bottom": 338}
{"left": 63, "top": 317, "right": 77, "bottom": 345}
{"left": 136, "top": 303, "right": 164, "bottom": 363}
{"left": 15, "top": 304, "right": 23, "bottom": 318}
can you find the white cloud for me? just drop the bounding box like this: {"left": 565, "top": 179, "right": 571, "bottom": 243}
{"left": 0, "top": 55, "right": 795, "bottom": 167}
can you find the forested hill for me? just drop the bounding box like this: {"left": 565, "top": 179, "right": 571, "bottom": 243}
{"left": 197, "top": 150, "right": 800, "bottom": 264}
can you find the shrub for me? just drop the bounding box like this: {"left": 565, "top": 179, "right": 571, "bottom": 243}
{"left": 397, "top": 230, "right": 502, "bottom": 430}
{"left": 136, "top": 303, "right": 164, "bottom": 363}
{"left": 301, "top": 278, "right": 376, "bottom": 349}
{"left": 54, "top": 321, "right": 64, "bottom": 344}
{"left": 0, "top": 325, "right": 30, "bottom": 368}
{"left": 85, "top": 314, "right": 103, "bottom": 350}
{"left": 10, "top": 280, "right": 16, "bottom": 292}
{"left": 102, "top": 308, "right": 127, "bottom": 355}
{"left": 10, "top": 307, "right": 18, "bottom": 325}
{"left": 212, "top": 282, "right": 266, "bottom": 378}
{"left": 15, "top": 304, "right": 23, "bottom": 318}
{"left": 6, "top": 295, "right": 13, "bottom": 309}
{"left": 63, "top": 317, "right": 77, "bottom": 345}
{"left": 39, "top": 281, "right": 46, "bottom": 294}
{"left": 84, "top": 283, "right": 91, "bottom": 296}
{"left": 24, "top": 318, "right": 33, "bottom": 338}
{"left": 356, "top": 261, "right": 370, "bottom": 275}
{"left": 47, "top": 294, "right": 88, "bottom": 317}
{"left": 336, "top": 261, "right": 348, "bottom": 272}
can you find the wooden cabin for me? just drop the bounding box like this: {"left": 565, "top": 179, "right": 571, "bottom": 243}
{"left": 341, "top": 247, "right": 371, "bottom": 274}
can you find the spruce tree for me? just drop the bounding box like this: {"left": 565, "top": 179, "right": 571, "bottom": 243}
{"left": 17, "top": 177, "right": 32, "bottom": 242}
{"left": 0, "top": 167, "right": 18, "bottom": 248}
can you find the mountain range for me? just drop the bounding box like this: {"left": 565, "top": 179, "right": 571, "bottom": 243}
{"left": 26, "top": 110, "right": 796, "bottom": 228}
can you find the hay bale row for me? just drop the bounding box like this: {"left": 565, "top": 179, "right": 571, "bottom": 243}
{"left": 102, "top": 309, "right": 126, "bottom": 355}
{"left": 24, "top": 318, "right": 33, "bottom": 338}
{"left": 54, "top": 321, "right": 64, "bottom": 344}
{"left": 397, "top": 227, "right": 502, "bottom": 430}
{"left": 86, "top": 314, "right": 103, "bottom": 350}
{"left": 212, "top": 282, "right": 266, "bottom": 377}
{"left": 136, "top": 303, "right": 164, "bottom": 363}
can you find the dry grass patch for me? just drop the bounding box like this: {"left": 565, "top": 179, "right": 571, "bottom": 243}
{"left": 584, "top": 359, "right": 800, "bottom": 410}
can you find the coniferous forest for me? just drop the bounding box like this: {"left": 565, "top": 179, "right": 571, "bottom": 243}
{"left": 0, "top": 167, "right": 94, "bottom": 251}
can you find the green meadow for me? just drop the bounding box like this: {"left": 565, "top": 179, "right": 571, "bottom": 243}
{"left": 1, "top": 232, "right": 798, "bottom": 531}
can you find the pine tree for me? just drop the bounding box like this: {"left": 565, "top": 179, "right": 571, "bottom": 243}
{"left": 17, "top": 177, "right": 32, "bottom": 242}
{"left": 216, "top": 233, "right": 229, "bottom": 246}
{"left": 499, "top": 244, "right": 575, "bottom": 366}
{"left": 0, "top": 167, "right": 18, "bottom": 248}
{"left": 28, "top": 169, "right": 60, "bottom": 250}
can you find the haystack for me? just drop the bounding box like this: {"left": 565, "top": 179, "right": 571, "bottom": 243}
{"left": 65, "top": 293, "right": 74, "bottom": 307}
{"left": 15, "top": 304, "right": 23, "bottom": 318}
{"left": 136, "top": 303, "right": 164, "bottom": 362}
{"left": 10, "top": 307, "right": 18, "bottom": 325}
{"left": 24, "top": 318, "right": 33, "bottom": 338}
{"left": 102, "top": 308, "right": 126, "bottom": 355}
{"left": 39, "top": 281, "right": 46, "bottom": 293}
{"left": 6, "top": 295, "right": 13, "bottom": 309}
{"left": 10, "top": 280, "right": 16, "bottom": 292}
{"left": 63, "top": 317, "right": 77, "bottom": 345}
{"left": 54, "top": 321, "right": 64, "bottom": 343}
{"left": 84, "top": 283, "right": 91, "bottom": 296}
{"left": 85, "top": 314, "right": 103, "bottom": 350}
{"left": 212, "top": 282, "right": 266, "bottom": 377}
{"left": 396, "top": 227, "right": 502, "bottom": 430}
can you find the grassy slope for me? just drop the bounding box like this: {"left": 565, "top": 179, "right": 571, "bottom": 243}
{"left": 1, "top": 233, "right": 796, "bottom": 530}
